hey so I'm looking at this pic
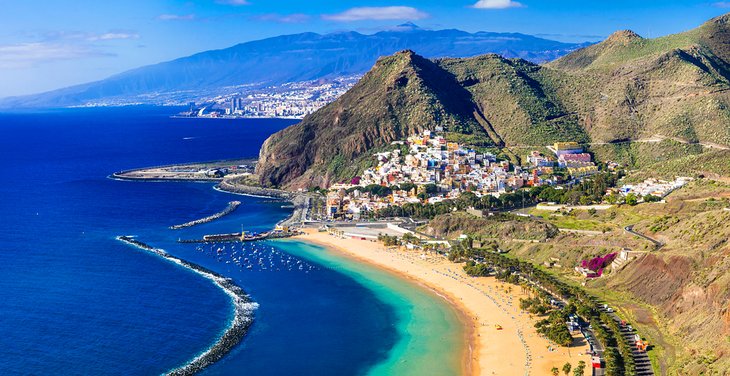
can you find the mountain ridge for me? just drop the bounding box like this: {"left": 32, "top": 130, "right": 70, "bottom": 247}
{"left": 256, "top": 13, "right": 730, "bottom": 189}
{"left": 0, "top": 26, "right": 589, "bottom": 108}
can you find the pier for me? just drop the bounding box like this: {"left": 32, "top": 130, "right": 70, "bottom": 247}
{"left": 170, "top": 201, "right": 241, "bottom": 229}
{"left": 177, "top": 230, "right": 299, "bottom": 244}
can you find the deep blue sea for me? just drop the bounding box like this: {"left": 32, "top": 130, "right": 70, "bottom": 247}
{"left": 0, "top": 107, "right": 404, "bottom": 375}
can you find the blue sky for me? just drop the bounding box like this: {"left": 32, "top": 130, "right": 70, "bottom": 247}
{"left": 1, "top": 0, "right": 729, "bottom": 98}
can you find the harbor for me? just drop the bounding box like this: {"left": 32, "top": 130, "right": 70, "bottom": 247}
{"left": 111, "top": 159, "right": 256, "bottom": 182}
{"left": 177, "top": 227, "right": 300, "bottom": 244}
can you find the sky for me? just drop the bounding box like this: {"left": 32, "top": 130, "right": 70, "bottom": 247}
{"left": 1, "top": 0, "right": 730, "bottom": 98}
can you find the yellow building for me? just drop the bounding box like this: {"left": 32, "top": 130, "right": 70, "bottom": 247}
{"left": 554, "top": 142, "right": 581, "bottom": 151}
{"left": 567, "top": 165, "right": 599, "bottom": 177}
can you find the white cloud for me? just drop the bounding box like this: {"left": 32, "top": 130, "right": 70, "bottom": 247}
{"left": 42, "top": 30, "right": 139, "bottom": 42}
{"left": 253, "top": 13, "right": 310, "bottom": 23}
{"left": 0, "top": 42, "right": 112, "bottom": 69}
{"left": 322, "top": 6, "right": 428, "bottom": 22}
{"left": 472, "top": 0, "right": 524, "bottom": 9}
{"left": 216, "top": 0, "right": 249, "bottom": 5}
{"left": 0, "top": 29, "right": 138, "bottom": 69}
{"left": 157, "top": 14, "right": 196, "bottom": 21}
{"left": 87, "top": 32, "right": 140, "bottom": 42}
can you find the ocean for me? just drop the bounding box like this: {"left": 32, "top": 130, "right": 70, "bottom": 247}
{"left": 0, "top": 107, "right": 462, "bottom": 375}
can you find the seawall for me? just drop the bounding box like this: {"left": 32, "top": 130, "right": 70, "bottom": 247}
{"left": 116, "top": 236, "right": 257, "bottom": 376}
{"left": 170, "top": 201, "right": 241, "bottom": 230}
{"left": 216, "top": 180, "right": 293, "bottom": 200}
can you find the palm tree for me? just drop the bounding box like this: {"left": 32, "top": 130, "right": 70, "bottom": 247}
{"left": 562, "top": 362, "right": 572, "bottom": 376}
{"left": 573, "top": 360, "right": 586, "bottom": 376}
{"left": 551, "top": 366, "right": 559, "bottom": 376}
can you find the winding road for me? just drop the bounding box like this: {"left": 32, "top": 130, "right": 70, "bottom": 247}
{"left": 624, "top": 225, "right": 664, "bottom": 250}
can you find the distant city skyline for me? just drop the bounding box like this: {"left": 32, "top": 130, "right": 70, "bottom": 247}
{"left": 1, "top": 0, "right": 729, "bottom": 98}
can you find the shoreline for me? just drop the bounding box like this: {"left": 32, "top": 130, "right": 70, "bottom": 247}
{"left": 295, "top": 233, "right": 476, "bottom": 376}
{"left": 115, "top": 236, "right": 258, "bottom": 376}
{"left": 295, "top": 229, "right": 591, "bottom": 376}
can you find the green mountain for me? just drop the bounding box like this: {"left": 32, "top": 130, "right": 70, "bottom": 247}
{"left": 257, "top": 14, "right": 730, "bottom": 189}
{"left": 256, "top": 50, "right": 487, "bottom": 188}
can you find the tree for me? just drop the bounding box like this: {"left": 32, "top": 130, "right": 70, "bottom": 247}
{"left": 605, "top": 192, "right": 622, "bottom": 204}
{"left": 573, "top": 360, "right": 586, "bottom": 376}
{"left": 551, "top": 366, "right": 560, "bottom": 376}
{"left": 563, "top": 362, "right": 572, "bottom": 376}
{"left": 402, "top": 232, "right": 419, "bottom": 245}
{"left": 625, "top": 193, "right": 638, "bottom": 206}
{"left": 423, "top": 183, "right": 439, "bottom": 194}
{"left": 643, "top": 194, "right": 661, "bottom": 203}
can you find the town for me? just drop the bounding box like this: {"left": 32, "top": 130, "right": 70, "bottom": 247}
{"left": 323, "top": 130, "right": 688, "bottom": 221}
{"left": 324, "top": 130, "right": 603, "bottom": 220}
{"left": 175, "top": 75, "right": 360, "bottom": 119}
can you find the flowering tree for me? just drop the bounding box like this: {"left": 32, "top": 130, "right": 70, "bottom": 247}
{"left": 581, "top": 253, "right": 617, "bottom": 275}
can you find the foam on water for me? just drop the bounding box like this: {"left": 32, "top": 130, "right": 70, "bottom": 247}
{"left": 116, "top": 236, "right": 258, "bottom": 376}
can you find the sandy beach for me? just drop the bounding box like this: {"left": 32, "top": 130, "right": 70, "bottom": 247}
{"left": 298, "top": 229, "right": 590, "bottom": 376}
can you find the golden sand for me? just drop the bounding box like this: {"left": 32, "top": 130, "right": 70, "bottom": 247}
{"left": 299, "top": 229, "right": 591, "bottom": 376}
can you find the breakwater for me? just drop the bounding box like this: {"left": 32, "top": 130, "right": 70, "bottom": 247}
{"left": 170, "top": 201, "right": 241, "bottom": 230}
{"left": 217, "top": 179, "right": 293, "bottom": 199}
{"left": 116, "top": 236, "right": 257, "bottom": 376}
{"left": 177, "top": 230, "right": 299, "bottom": 244}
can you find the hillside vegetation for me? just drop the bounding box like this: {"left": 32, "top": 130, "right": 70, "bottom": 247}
{"left": 423, "top": 212, "right": 559, "bottom": 241}
{"left": 502, "top": 181, "right": 730, "bottom": 374}
{"left": 257, "top": 14, "right": 730, "bottom": 188}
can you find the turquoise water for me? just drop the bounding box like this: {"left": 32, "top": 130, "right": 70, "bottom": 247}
{"left": 276, "top": 240, "right": 464, "bottom": 376}
{"left": 0, "top": 107, "right": 463, "bottom": 375}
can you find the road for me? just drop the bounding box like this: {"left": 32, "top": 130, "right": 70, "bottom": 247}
{"left": 509, "top": 134, "right": 730, "bottom": 151}
{"left": 579, "top": 323, "right": 604, "bottom": 376}
{"left": 596, "top": 304, "right": 655, "bottom": 375}
{"left": 624, "top": 225, "right": 664, "bottom": 250}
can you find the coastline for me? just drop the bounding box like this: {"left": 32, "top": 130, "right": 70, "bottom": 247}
{"left": 115, "top": 236, "right": 258, "bottom": 376}
{"left": 107, "top": 161, "right": 588, "bottom": 374}
{"left": 295, "top": 229, "right": 591, "bottom": 376}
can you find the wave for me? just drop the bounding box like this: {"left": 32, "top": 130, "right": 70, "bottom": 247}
{"left": 115, "top": 236, "right": 257, "bottom": 376}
